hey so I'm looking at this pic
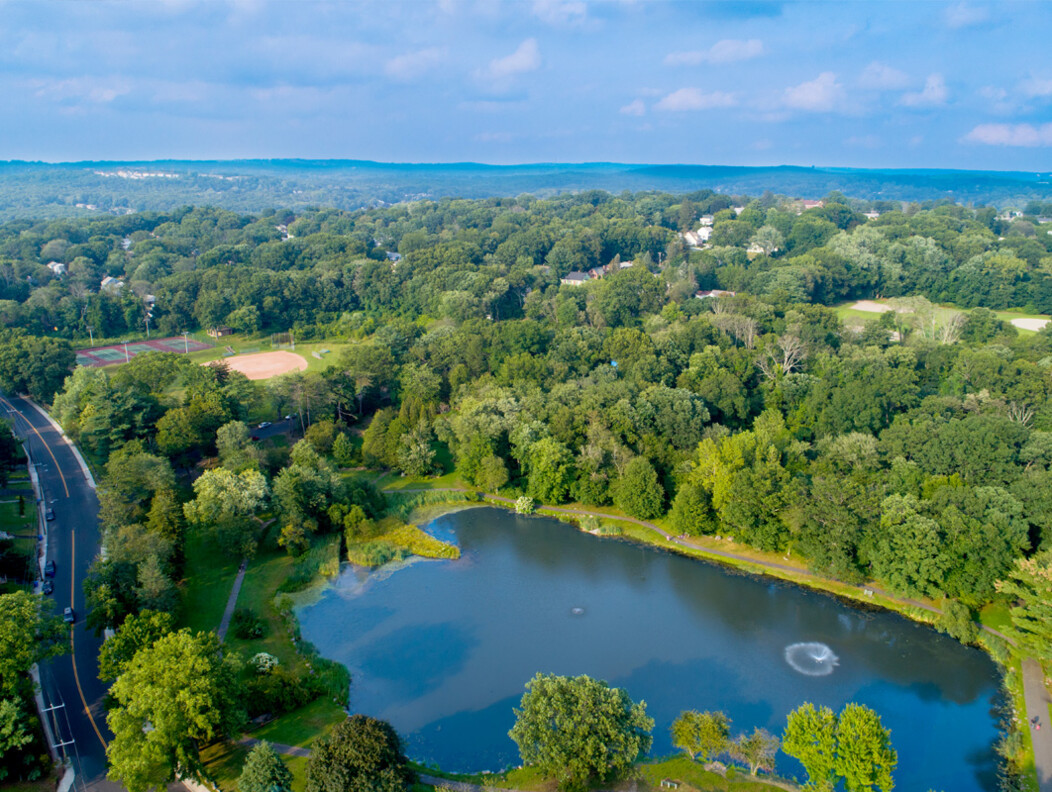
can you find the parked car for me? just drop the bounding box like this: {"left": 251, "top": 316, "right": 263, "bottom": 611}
{"left": 45, "top": 508, "right": 55, "bottom": 521}
{"left": 257, "top": 421, "right": 272, "bottom": 429}
{"left": 63, "top": 607, "right": 75, "bottom": 624}
{"left": 44, "top": 560, "right": 56, "bottom": 578}
{"left": 284, "top": 414, "right": 294, "bottom": 421}
{"left": 42, "top": 579, "right": 53, "bottom": 595}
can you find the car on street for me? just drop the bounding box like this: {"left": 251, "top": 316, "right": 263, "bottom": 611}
{"left": 42, "top": 579, "right": 53, "bottom": 595}
{"left": 63, "top": 607, "right": 75, "bottom": 624}
{"left": 257, "top": 421, "right": 272, "bottom": 429}
{"left": 44, "top": 560, "right": 56, "bottom": 578}
{"left": 284, "top": 414, "right": 294, "bottom": 420}
{"left": 45, "top": 508, "right": 55, "bottom": 521}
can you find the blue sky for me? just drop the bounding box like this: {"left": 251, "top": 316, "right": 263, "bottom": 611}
{"left": 2, "top": 0, "right": 1051, "bottom": 170}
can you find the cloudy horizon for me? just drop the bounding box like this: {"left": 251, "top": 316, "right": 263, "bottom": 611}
{"left": 2, "top": 0, "right": 1051, "bottom": 171}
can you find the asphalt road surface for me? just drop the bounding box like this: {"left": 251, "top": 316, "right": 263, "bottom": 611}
{"left": 0, "top": 395, "right": 120, "bottom": 792}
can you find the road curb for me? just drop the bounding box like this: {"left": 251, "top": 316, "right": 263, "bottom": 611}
{"left": 24, "top": 400, "right": 96, "bottom": 489}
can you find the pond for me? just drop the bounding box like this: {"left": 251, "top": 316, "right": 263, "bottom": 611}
{"left": 297, "top": 507, "right": 1002, "bottom": 791}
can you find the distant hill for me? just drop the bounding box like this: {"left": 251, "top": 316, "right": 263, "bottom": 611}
{"left": 0, "top": 159, "right": 1050, "bottom": 220}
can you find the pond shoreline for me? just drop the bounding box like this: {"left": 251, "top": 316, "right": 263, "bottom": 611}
{"left": 297, "top": 495, "right": 1010, "bottom": 789}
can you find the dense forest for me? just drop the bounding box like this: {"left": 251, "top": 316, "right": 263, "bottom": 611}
{"left": 0, "top": 159, "right": 1051, "bottom": 220}
{"left": 1, "top": 188, "right": 1051, "bottom": 787}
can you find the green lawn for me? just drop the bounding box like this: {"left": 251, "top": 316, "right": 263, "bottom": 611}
{"left": 180, "top": 532, "right": 241, "bottom": 633}
{"left": 636, "top": 755, "right": 790, "bottom": 791}
{"left": 250, "top": 697, "right": 343, "bottom": 749}
{"left": 832, "top": 299, "right": 1051, "bottom": 335}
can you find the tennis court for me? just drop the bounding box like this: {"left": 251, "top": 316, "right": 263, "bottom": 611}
{"left": 77, "top": 336, "right": 213, "bottom": 367}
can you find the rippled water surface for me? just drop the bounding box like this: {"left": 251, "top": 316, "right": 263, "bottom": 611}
{"left": 298, "top": 507, "right": 1002, "bottom": 790}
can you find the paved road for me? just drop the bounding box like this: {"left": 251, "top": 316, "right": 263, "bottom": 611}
{"left": 1023, "top": 659, "right": 1052, "bottom": 792}
{"left": 0, "top": 395, "right": 119, "bottom": 792}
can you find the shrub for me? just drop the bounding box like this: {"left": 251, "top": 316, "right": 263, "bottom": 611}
{"left": 515, "top": 495, "right": 535, "bottom": 515}
{"left": 252, "top": 652, "right": 280, "bottom": 674}
{"left": 346, "top": 540, "right": 409, "bottom": 567}
{"left": 230, "top": 608, "right": 267, "bottom": 639}
{"left": 244, "top": 666, "right": 322, "bottom": 718}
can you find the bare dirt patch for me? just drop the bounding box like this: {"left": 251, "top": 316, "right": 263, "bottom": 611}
{"left": 209, "top": 351, "right": 308, "bottom": 380}
{"left": 1010, "top": 317, "right": 1050, "bottom": 331}
{"left": 850, "top": 300, "right": 894, "bottom": 313}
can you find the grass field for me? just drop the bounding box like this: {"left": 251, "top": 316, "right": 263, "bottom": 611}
{"left": 833, "top": 299, "right": 1051, "bottom": 335}
{"left": 183, "top": 334, "right": 352, "bottom": 375}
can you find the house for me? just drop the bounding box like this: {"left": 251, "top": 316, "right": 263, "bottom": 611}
{"left": 100, "top": 276, "right": 124, "bottom": 292}
{"left": 864, "top": 211, "right": 881, "bottom": 221}
{"left": 560, "top": 271, "right": 591, "bottom": 286}
{"left": 682, "top": 227, "right": 712, "bottom": 248}
{"left": 698, "top": 215, "right": 714, "bottom": 226}
{"left": 732, "top": 206, "right": 745, "bottom": 215}
{"left": 144, "top": 294, "right": 156, "bottom": 307}
{"left": 801, "top": 200, "right": 825, "bottom": 210}
{"left": 747, "top": 243, "right": 768, "bottom": 256}
{"left": 46, "top": 261, "right": 66, "bottom": 276}
{"left": 208, "top": 326, "right": 234, "bottom": 338}
{"left": 695, "top": 289, "right": 737, "bottom": 299}
{"left": 385, "top": 251, "right": 402, "bottom": 262}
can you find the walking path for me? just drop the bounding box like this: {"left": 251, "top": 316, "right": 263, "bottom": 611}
{"left": 216, "top": 559, "right": 248, "bottom": 642}
{"left": 1023, "top": 659, "right": 1052, "bottom": 792}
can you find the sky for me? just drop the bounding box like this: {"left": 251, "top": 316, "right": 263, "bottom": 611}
{"left": 2, "top": 0, "right": 1051, "bottom": 171}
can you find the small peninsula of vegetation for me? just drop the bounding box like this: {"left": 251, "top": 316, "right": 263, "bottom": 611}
{"left": 0, "top": 189, "right": 1050, "bottom": 790}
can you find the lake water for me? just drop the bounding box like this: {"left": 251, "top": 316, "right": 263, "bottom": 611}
{"left": 297, "top": 507, "right": 1002, "bottom": 790}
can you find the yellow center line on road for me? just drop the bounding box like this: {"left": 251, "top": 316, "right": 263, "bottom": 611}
{"left": 0, "top": 397, "right": 69, "bottom": 497}
{"left": 69, "top": 527, "right": 108, "bottom": 751}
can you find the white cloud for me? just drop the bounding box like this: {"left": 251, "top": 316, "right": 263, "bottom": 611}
{"left": 783, "top": 72, "right": 843, "bottom": 112}
{"left": 964, "top": 123, "right": 1052, "bottom": 147}
{"left": 664, "top": 39, "right": 763, "bottom": 66}
{"left": 531, "top": 0, "right": 587, "bottom": 26}
{"left": 1021, "top": 76, "right": 1052, "bottom": 98}
{"left": 620, "top": 99, "right": 645, "bottom": 116}
{"left": 901, "top": 73, "right": 948, "bottom": 107}
{"left": 945, "top": 2, "right": 988, "bottom": 29}
{"left": 482, "top": 38, "right": 540, "bottom": 81}
{"left": 30, "top": 76, "right": 131, "bottom": 104}
{"left": 858, "top": 61, "right": 910, "bottom": 91}
{"left": 654, "top": 88, "right": 736, "bottom": 112}
{"left": 384, "top": 48, "right": 447, "bottom": 82}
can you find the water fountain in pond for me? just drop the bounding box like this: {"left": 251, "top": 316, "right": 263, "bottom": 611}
{"left": 784, "top": 642, "right": 839, "bottom": 676}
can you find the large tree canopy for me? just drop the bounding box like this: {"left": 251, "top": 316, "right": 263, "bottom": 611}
{"left": 509, "top": 673, "right": 654, "bottom": 792}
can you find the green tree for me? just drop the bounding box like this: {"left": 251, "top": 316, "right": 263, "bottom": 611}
{"left": 526, "top": 437, "right": 575, "bottom": 504}
{"left": 476, "top": 453, "right": 509, "bottom": 492}
{"left": 936, "top": 599, "right": 979, "bottom": 644}
{"left": 183, "top": 467, "right": 269, "bottom": 556}
{"left": 98, "top": 609, "right": 175, "bottom": 681}
{"left": 613, "top": 457, "right": 665, "bottom": 519}
{"left": 0, "top": 330, "right": 75, "bottom": 403}
{"left": 216, "top": 420, "right": 261, "bottom": 472}
{"left": 834, "top": 704, "right": 897, "bottom": 792}
{"left": 238, "top": 740, "right": 293, "bottom": 792}
{"left": 996, "top": 549, "right": 1052, "bottom": 661}
{"left": 670, "top": 710, "right": 729, "bottom": 762}
{"left": 304, "top": 715, "right": 414, "bottom": 792}
{"left": 396, "top": 419, "right": 436, "bottom": 477}
{"left": 783, "top": 703, "right": 838, "bottom": 792}
{"left": 871, "top": 494, "right": 946, "bottom": 598}
{"left": 332, "top": 432, "right": 357, "bottom": 467}
{"left": 729, "top": 727, "right": 780, "bottom": 776}
{"left": 509, "top": 673, "right": 653, "bottom": 792}
{"left": 669, "top": 481, "right": 716, "bottom": 536}
{"left": 106, "top": 630, "right": 244, "bottom": 792}
{"left": 0, "top": 698, "right": 33, "bottom": 779}
{"left": 0, "top": 591, "right": 66, "bottom": 698}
